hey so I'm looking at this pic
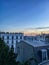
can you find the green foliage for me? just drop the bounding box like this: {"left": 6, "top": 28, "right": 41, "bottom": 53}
{"left": 23, "top": 57, "right": 38, "bottom": 65}
{"left": 0, "top": 38, "right": 9, "bottom": 65}
{"left": 24, "top": 60, "right": 31, "bottom": 65}
{"left": 0, "top": 38, "right": 21, "bottom": 65}
{"left": 7, "top": 47, "right": 18, "bottom": 65}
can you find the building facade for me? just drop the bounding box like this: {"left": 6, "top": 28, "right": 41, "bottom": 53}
{"left": 0, "top": 32, "right": 24, "bottom": 53}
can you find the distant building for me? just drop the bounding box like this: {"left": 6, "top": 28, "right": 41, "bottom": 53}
{"left": 0, "top": 32, "right": 24, "bottom": 53}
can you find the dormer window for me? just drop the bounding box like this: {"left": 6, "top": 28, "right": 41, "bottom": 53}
{"left": 42, "top": 50, "right": 47, "bottom": 61}
{"left": 38, "top": 49, "right": 48, "bottom": 62}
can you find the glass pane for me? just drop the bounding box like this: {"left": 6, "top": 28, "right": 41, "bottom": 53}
{"left": 43, "top": 51, "right": 46, "bottom": 61}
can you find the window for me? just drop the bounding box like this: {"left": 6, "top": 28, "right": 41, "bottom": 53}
{"left": 42, "top": 49, "right": 48, "bottom": 61}
{"left": 47, "top": 49, "right": 49, "bottom": 60}
{"left": 11, "top": 44, "right": 14, "bottom": 51}
{"left": 38, "top": 50, "right": 42, "bottom": 61}
{"left": 16, "top": 41, "right": 17, "bottom": 43}
{"left": 42, "top": 51, "right": 46, "bottom": 61}
{"left": 17, "top": 47, "right": 20, "bottom": 54}
{"left": 2, "top": 36, "right": 4, "bottom": 40}
{"left": 12, "top": 36, "right": 14, "bottom": 39}
{"left": 7, "top": 36, "right": 9, "bottom": 39}
{"left": 7, "top": 40, "right": 9, "bottom": 44}
{"left": 16, "top": 36, "right": 18, "bottom": 39}
{"left": 12, "top": 40, "right": 13, "bottom": 44}
{"left": 20, "top": 36, "right": 22, "bottom": 39}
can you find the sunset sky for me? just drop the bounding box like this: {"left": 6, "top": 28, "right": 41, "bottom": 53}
{"left": 0, "top": 0, "right": 49, "bottom": 33}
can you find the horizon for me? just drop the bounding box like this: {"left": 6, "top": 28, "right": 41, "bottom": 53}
{"left": 0, "top": 26, "right": 49, "bottom": 36}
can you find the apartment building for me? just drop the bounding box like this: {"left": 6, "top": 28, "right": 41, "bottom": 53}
{"left": 0, "top": 32, "right": 24, "bottom": 53}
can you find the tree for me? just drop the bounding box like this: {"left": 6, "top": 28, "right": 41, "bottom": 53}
{"left": 7, "top": 45, "right": 18, "bottom": 65}
{"left": 23, "top": 57, "right": 38, "bottom": 65}
{"left": 0, "top": 38, "right": 21, "bottom": 65}
{"left": 0, "top": 38, "right": 9, "bottom": 65}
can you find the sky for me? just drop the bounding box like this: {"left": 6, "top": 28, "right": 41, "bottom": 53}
{"left": 0, "top": 0, "right": 49, "bottom": 32}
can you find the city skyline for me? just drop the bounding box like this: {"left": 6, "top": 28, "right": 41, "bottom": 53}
{"left": 0, "top": 0, "right": 49, "bottom": 33}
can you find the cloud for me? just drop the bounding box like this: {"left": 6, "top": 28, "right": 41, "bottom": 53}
{"left": 25, "top": 27, "right": 49, "bottom": 30}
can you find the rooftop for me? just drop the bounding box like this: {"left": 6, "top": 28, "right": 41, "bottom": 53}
{"left": 23, "top": 40, "right": 49, "bottom": 47}
{"left": 0, "top": 32, "right": 23, "bottom": 34}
